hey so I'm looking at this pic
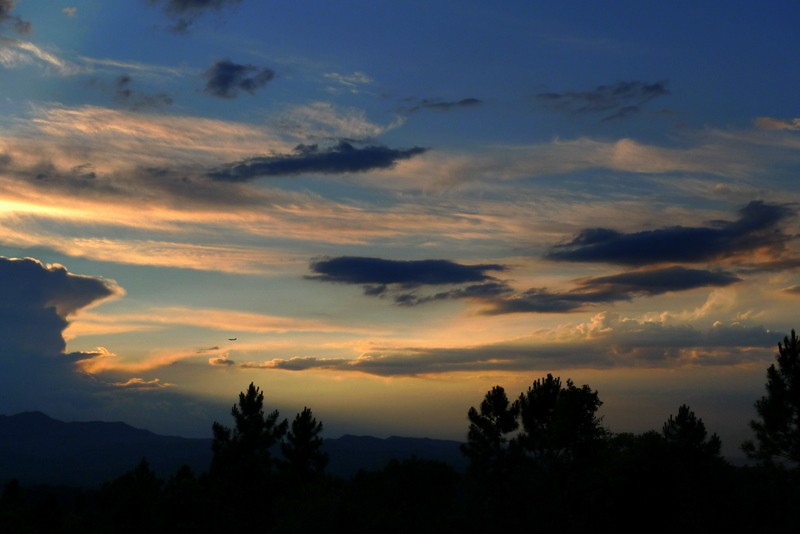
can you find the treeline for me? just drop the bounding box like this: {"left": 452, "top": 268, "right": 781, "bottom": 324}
{"left": 4, "top": 332, "right": 800, "bottom": 532}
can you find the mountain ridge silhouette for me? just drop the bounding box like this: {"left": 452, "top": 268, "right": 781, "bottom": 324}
{"left": 0, "top": 412, "right": 466, "bottom": 487}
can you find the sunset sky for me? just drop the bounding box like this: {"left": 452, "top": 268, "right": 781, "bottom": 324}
{"left": 2, "top": 1, "right": 800, "bottom": 454}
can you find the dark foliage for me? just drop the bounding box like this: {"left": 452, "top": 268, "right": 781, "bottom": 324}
{"left": 280, "top": 407, "right": 328, "bottom": 482}
{"left": 744, "top": 329, "right": 800, "bottom": 465}
{"left": 7, "top": 354, "right": 800, "bottom": 533}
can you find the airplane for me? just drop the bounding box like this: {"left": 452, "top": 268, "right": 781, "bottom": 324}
{"left": 228, "top": 337, "right": 237, "bottom": 341}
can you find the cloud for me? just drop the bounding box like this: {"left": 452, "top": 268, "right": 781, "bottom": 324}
{"left": 150, "top": 0, "right": 242, "bottom": 33}
{"left": 112, "top": 377, "right": 173, "bottom": 389}
{"left": 0, "top": 257, "right": 122, "bottom": 321}
{"left": 537, "top": 80, "right": 669, "bottom": 121}
{"left": 114, "top": 75, "right": 173, "bottom": 110}
{"left": 307, "top": 257, "right": 740, "bottom": 313}
{"left": 546, "top": 201, "right": 794, "bottom": 266}
{"left": 485, "top": 267, "right": 741, "bottom": 314}
{"left": 245, "top": 314, "right": 780, "bottom": 377}
{"left": 781, "top": 285, "right": 800, "bottom": 295}
{"left": 754, "top": 117, "right": 800, "bottom": 131}
{"left": 0, "top": 257, "right": 126, "bottom": 414}
{"left": 0, "top": 0, "right": 30, "bottom": 34}
{"left": 209, "top": 141, "right": 427, "bottom": 181}
{"left": 324, "top": 71, "right": 373, "bottom": 93}
{"left": 0, "top": 37, "right": 81, "bottom": 75}
{"left": 393, "top": 281, "right": 514, "bottom": 307}
{"left": 241, "top": 356, "right": 350, "bottom": 371}
{"left": 209, "top": 354, "right": 235, "bottom": 366}
{"left": 401, "top": 97, "right": 483, "bottom": 114}
{"left": 277, "top": 101, "right": 405, "bottom": 142}
{"left": 308, "top": 256, "right": 506, "bottom": 287}
{"left": 202, "top": 59, "right": 275, "bottom": 98}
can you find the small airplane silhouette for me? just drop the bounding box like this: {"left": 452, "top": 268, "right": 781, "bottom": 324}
{"left": 228, "top": 337, "right": 237, "bottom": 341}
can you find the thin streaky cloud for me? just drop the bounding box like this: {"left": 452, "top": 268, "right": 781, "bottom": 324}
{"left": 755, "top": 117, "right": 800, "bottom": 131}
{"left": 536, "top": 80, "right": 670, "bottom": 122}
{"left": 0, "top": 37, "right": 81, "bottom": 75}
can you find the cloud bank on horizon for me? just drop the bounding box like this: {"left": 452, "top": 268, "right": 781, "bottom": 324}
{"left": 0, "top": 1, "right": 799, "bottom": 441}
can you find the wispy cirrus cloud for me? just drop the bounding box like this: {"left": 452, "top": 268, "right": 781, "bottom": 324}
{"left": 324, "top": 71, "right": 373, "bottom": 93}
{"left": 754, "top": 117, "right": 800, "bottom": 131}
{"left": 399, "top": 97, "right": 483, "bottom": 114}
{"left": 537, "top": 80, "right": 670, "bottom": 121}
{"left": 0, "top": 37, "right": 81, "bottom": 75}
{"left": 277, "top": 101, "right": 405, "bottom": 142}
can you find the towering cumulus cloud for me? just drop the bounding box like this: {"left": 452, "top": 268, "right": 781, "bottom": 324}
{"left": 0, "top": 257, "right": 121, "bottom": 410}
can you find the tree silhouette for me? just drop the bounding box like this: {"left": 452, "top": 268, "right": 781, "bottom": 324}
{"left": 460, "top": 385, "right": 519, "bottom": 474}
{"left": 744, "top": 330, "right": 800, "bottom": 465}
{"left": 281, "top": 407, "right": 328, "bottom": 481}
{"left": 211, "top": 382, "right": 288, "bottom": 472}
{"left": 514, "top": 374, "right": 604, "bottom": 463}
{"left": 663, "top": 404, "right": 722, "bottom": 462}
{"left": 209, "top": 382, "right": 288, "bottom": 528}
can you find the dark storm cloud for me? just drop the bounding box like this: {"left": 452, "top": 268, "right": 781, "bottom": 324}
{"left": 149, "top": 0, "right": 241, "bottom": 33}
{"left": 0, "top": 256, "right": 119, "bottom": 367}
{"left": 202, "top": 59, "right": 275, "bottom": 99}
{"left": 307, "top": 256, "right": 506, "bottom": 287}
{"left": 0, "top": 0, "right": 31, "bottom": 34}
{"left": 0, "top": 257, "right": 122, "bottom": 410}
{"left": 245, "top": 320, "right": 780, "bottom": 377}
{"left": 485, "top": 267, "right": 741, "bottom": 314}
{"left": 547, "top": 201, "right": 794, "bottom": 266}
{"left": 210, "top": 141, "right": 428, "bottom": 181}
{"left": 115, "top": 75, "right": 173, "bottom": 110}
{"left": 0, "top": 257, "right": 120, "bottom": 321}
{"left": 536, "top": 80, "right": 669, "bottom": 121}
{"left": 401, "top": 97, "right": 483, "bottom": 114}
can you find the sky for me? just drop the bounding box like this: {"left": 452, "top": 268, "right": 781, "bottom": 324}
{"left": 1, "top": 0, "right": 800, "bottom": 455}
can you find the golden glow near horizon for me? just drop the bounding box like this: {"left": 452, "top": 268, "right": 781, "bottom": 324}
{"left": 0, "top": 2, "right": 798, "bottom": 455}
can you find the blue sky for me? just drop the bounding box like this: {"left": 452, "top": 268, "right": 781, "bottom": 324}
{"left": 2, "top": 0, "right": 800, "bottom": 454}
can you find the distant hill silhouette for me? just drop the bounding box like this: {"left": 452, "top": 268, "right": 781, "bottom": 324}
{"left": 0, "top": 411, "right": 214, "bottom": 487}
{"left": 0, "top": 412, "right": 466, "bottom": 487}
